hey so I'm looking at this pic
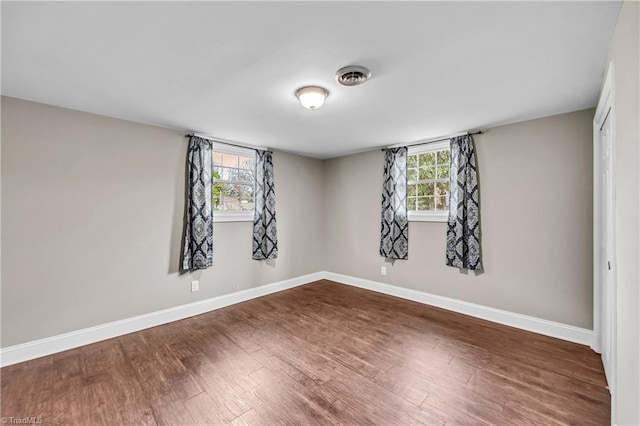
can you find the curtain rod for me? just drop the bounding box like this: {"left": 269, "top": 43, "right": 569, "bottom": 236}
{"left": 185, "top": 132, "right": 269, "bottom": 152}
{"left": 381, "top": 130, "right": 483, "bottom": 151}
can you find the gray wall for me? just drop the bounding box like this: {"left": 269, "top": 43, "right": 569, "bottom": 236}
{"left": 1, "top": 97, "right": 324, "bottom": 347}
{"left": 1, "top": 98, "right": 597, "bottom": 351}
{"left": 324, "top": 109, "right": 594, "bottom": 329}
{"left": 607, "top": 1, "right": 640, "bottom": 423}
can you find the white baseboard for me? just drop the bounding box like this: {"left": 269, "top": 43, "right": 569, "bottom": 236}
{"left": 323, "top": 271, "right": 594, "bottom": 347}
{"left": 0, "top": 272, "right": 324, "bottom": 367}
{"left": 1, "top": 270, "right": 593, "bottom": 367}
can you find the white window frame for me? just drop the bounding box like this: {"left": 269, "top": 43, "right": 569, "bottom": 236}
{"left": 212, "top": 143, "right": 255, "bottom": 223}
{"left": 407, "top": 140, "right": 451, "bottom": 223}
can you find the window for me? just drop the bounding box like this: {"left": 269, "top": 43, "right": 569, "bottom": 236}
{"left": 407, "top": 140, "right": 450, "bottom": 222}
{"left": 212, "top": 144, "right": 255, "bottom": 222}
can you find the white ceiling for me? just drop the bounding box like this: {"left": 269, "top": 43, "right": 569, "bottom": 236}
{"left": 2, "top": 1, "right": 621, "bottom": 159}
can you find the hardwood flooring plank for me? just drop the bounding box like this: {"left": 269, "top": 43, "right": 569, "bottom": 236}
{"left": 81, "top": 380, "right": 127, "bottom": 425}
{"left": 211, "top": 309, "right": 266, "bottom": 354}
{"left": 501, "top": 400, "right": 568, "bottom": 426}
{"left": 119, "top": 333, "right": 203, "bottom": 406}
{"left": 230, "top": 391, "right": 287, "bottom": 426}
{"left": 447, "top": 343, "right": 610, "bottom": 404}
{"left": 249, "top": 349, "right": 317, "bottom": 386}
{"left": 326, "top": 373, "right": 446, "bottom": 425}
{"left": 180, "top": 354, "right": 253, "bottom": 422}
{"left": 86, "top": 363, "right": 156, "bottom": 425}
{"left": 467, "top": 369, "right": 610, "bottom": 426}
{"left": 374, "top": 363, "right": 477, "bottom": 408}
{"left": 46, "top": 377, "right": 86, "bottom": 425}
{"left": 182, "top": 391, "right": 228, "bottom": 425}
{"left": 254, "top": 325, "right": 355, "bottom": 384}
{"left": 246, "top": 366, "right": 337, "bottom": 425}
{"left": 151, "top": 399, "right": 196, "bottom": 426}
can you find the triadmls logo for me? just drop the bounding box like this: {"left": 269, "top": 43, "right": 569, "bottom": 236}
{"left": 1, "top": 417, "right": 43, "bottom": 425}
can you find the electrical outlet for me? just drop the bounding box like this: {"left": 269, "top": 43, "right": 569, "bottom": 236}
{"left": 381, "top": 266, "right": 387, "bottom": 276}
{"left": 191, "top": 280, "right": 199, "bottom": 292}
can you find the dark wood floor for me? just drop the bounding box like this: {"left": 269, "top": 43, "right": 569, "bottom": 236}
{"left": 1, "top": 280, "right": 609, "bottom": 425}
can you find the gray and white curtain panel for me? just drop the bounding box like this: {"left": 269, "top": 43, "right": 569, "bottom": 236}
{"left": 446, "top": 134, "right": 482, "bottom": 270}
{"left": 253, "top": 149, "right": 278, "bottom": 260}
{"left": 182, "top": 136, "right": 214, "bottom": 270}
{"left": 380, "top": 147, "right": 409, "bottom": 260}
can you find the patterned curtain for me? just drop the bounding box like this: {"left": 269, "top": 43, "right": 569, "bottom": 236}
{"left": 253, "top": 150, "right": 278, "bottom": 260}
{"left": 182, "top": 136, "right": 213, "bottom": 270}
{"left": 446, "top": 135, "right": 482, "bottom": 270}
{"left": 380, "top": 147, "right": 409, "bottom": 260}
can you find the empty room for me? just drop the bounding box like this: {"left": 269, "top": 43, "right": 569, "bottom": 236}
{"left": 1, "top": 1, "right": 639, "bottom": 425}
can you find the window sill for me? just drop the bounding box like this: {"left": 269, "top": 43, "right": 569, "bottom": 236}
{"left": 408, "top": 211, "right": 448, "bottom": 223}
{"left": 213, "top": 212, "right": 254, "bottom": 223}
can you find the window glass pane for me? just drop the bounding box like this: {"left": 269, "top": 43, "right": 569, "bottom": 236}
{"left": 239, "top": 184, "right": 252, "bottom": 196}
{"left": 222, "top": 153, "right": 239, "bottom": 168}
{"left": 239, "top": 185, "right": 254, "bottom": 211}
{"left": 435, "top": 196, "right": 448, "bottom": 210}
{"left": 212, "top": 166, "right": 222, "bottom": 180}
{"left": 407, "top": 168, "right": 418, "bottom": 181}
{"left": 213, "top": 152, "right": 222, "bottom": 166}
{"left": 419, "top": 152, "right": 436, "bottom": 167}
{"left": 239, "top": 156, "right": 254, "bottom": 170}
{"left": 213, "top": 180, "right": 224, "bottom": 211}
{"left": 217, "top": 167, "right": 248, "bottom": 182}
{"left": 418, "top": 197, "right": 435, "bottom": 211}
{"left": 417, "top": 183, "right": 433, "bottom": 196}
{"left": 407, "top": 196, "right": 417, "bottom": 211}
{"left": 219, "top": 167, "right": 233, "bottom": 180}
{"left": 436, "top": 181, "right": 449, "bottom": 196}
{"left": 437, "top": 150, "right": 450, "bottom": 164}
{"left": 236, "top": 168, "right": 254, "bottom": 182}
{"left": 220, "top": 184, "right": 239, "bottom": 211}
{"left": 408, "top": 184, "right": 417, "bottom": 197}
{"left": 417, "top": 197, "right": 426, "bottom": 210}
{"left": 407, "top": 155, "right": 418, "bottom": 168}
{"left": 419, "top": 167, "right": 436, "bottom": 180}
{"left": 437, "top": 165, "right": 449, "bottom": 179}
{"left": 229, "top": 183, "right": 241, "bottom": 197}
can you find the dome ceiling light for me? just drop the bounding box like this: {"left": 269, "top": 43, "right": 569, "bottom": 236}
{"left": 295, "top": 86, "right": 328, "bottom": 110}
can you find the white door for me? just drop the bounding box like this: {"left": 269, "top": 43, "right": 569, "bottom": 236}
{"left": 599, "top": 107, "right": 614, "bottom": 386}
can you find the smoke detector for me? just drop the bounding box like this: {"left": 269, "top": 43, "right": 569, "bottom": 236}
{"left": 335, "top": 65, "right": 371, "bottom": 87}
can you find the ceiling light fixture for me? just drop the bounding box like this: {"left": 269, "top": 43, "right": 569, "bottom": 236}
{"left": 296, "top": 86, "right": 328, "bottom": 110}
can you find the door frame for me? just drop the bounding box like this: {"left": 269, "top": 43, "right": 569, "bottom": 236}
{"left": 592, "top": 61, "right": 616, "bottom": 422}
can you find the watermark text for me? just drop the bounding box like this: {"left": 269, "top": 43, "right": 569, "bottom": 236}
{"left": 1, "top": 417, "right": 43, "bottom": 424}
